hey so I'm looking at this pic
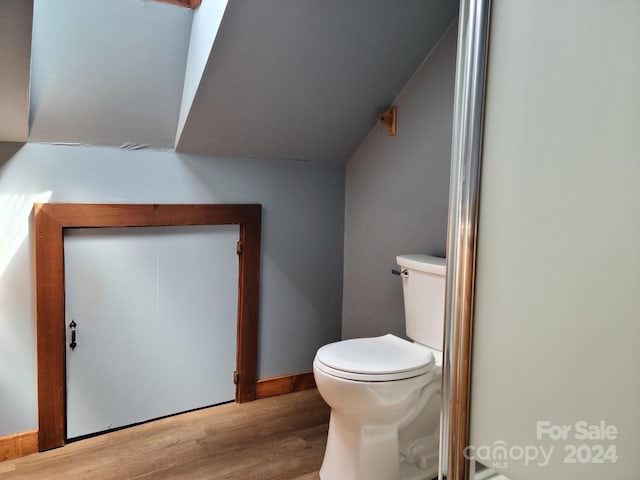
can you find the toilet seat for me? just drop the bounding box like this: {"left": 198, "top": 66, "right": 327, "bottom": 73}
{"left": 314, "top": 334, "right": 434, "bottom": 382}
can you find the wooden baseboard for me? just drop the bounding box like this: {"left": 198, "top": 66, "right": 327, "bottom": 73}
{"left": 0, "top": 430, "right": 38, "bottom": 462}
{"left": 256, "top": 371, "right": 316, "bottom": 399}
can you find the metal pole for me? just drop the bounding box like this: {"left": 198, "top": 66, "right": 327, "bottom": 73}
{"left": 439, "top": 0, "right": 491, "bottom": 478}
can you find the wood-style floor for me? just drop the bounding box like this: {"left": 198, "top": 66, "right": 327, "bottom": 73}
{"left": 0, "top": 390, "right": 330, "bottom": 480}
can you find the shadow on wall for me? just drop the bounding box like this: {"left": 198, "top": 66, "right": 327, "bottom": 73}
{"left": 341, "top": 22, "right": 458, "bottom": 340}
{"left": 0, "top": 142, "right": 23, "bottom": 169}
{"left": 178, "top": 153, "right": 345, "bottom": 319}
{"left": 177, "top": 153, "right": 345, "bottom": 371}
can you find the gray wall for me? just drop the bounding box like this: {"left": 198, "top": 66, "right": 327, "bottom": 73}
{"left": 0, "top": 142, "right": 344, "bottom": 437}
{"left": 341, "top": 23, "right": 457, "bottom": 340}
{"left": 470, "top": 1, "right": 640, "bottom": 478}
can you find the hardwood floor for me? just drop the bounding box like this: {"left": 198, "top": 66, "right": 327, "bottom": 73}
{"left": 0, "top": 390, "right": 329, "bottom": 480}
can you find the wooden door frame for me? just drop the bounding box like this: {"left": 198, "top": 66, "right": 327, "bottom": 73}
{"left": 34, "top": 203, "right": 261, "bottom": 451}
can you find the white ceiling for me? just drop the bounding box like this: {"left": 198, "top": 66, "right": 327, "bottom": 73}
{"left": 2, "top": 0, "right": 458, "bottom": 163}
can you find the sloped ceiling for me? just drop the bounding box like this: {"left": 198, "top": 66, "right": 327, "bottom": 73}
{"left": 176, "top": 0, "right": 459, "bottom": 163}
{"left": 29, "top": 0, "right": 192, "bottom": 149}
{"left": 22, "top": 0, "right": 457, "bottom": 162}
{"left": 0, "top": 0, "right": 32, "bottom": 142}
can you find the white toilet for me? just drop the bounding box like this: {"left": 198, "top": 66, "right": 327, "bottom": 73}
{"left": 313, "top": 254, "right": 446, "bottom": 480}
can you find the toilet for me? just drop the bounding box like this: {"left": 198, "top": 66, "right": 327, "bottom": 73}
{"left": 313, "top": 254, "right": 446, "bottom": 480}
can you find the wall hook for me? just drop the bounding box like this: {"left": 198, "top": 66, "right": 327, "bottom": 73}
{"left": 377, "top": 106, "right": 397, "bottom": 136}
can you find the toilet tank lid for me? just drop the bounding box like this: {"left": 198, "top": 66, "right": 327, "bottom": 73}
{"left": 396, "top": 254, "right": 445, "bottom": 275}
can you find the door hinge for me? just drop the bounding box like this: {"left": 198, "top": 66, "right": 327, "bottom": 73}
{"left": 233, "top": 370, "right": 239, "bottom": 385}
{"left": 236, "top": 241, "right": 243, "bottom": 255}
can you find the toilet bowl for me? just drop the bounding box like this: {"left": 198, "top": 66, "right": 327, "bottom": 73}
{"left": 314, "top": 254, "right": 446, "bottom": 480}
{"left": 314, "top": 335, "right": 441, "bottom": 480}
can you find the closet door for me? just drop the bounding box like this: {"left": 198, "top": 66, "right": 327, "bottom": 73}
{"left": 64, "top": 225, "right": 239, "bottom": 439}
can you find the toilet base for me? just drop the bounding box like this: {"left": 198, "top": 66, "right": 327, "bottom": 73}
{"left": 318, "top": 411, "right": 439, "bottom": 480}
{"left": 319, "top": 411, "right": 400, "bottom": 480}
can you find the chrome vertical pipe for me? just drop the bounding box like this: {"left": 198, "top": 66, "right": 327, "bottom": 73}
{"left": 439, "top": 0, "right": 491, "bottom": 479}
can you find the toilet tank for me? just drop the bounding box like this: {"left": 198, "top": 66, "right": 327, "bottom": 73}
{"left": 396, "top": 254, "right": 446, "bottom": 351}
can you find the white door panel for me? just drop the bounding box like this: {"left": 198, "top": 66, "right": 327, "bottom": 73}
{"left": 65, "top": 229, "right": 159, "bottom": 438}
{"left": 156, "top": 227, "right": 238, "bottom": 416}
{"left": 64, "top": 225, "right": 239, "bottom": 439}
